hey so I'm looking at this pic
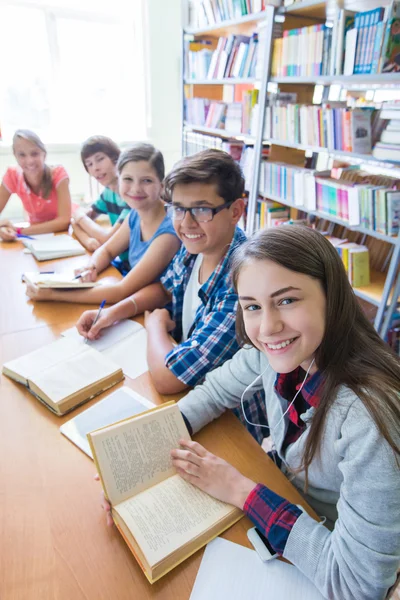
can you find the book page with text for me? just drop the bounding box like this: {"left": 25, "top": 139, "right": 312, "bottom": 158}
{"left": 3, "top": 337, "right": 86, "bottom": 383}
{"left": 30, "top": 347, "right": 121, "bottom": 403}
{"left": 90, "top": 404, "right": 190, "bottom": 505}
{"left": 115, "top": 474, "right": 236, "bottom": 567}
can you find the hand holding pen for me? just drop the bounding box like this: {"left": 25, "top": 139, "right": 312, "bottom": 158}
{"left": 82, "top": 300, "right": 108, "bottom": 342}
{"left": 73, "top": 263, "right": 98, "bottom": 283}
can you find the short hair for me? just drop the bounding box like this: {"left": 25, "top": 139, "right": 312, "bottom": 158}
{"left": 80, "top": 136, "right": 120, "bottom": 171}
{"left": 163, "top": 149, "right": 244, "bottom": 204}
{"left": 117, "top": 143, "right": 165, "bottom": 181}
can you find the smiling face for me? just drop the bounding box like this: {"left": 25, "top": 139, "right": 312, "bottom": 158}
{"left": 118, "top": 160, "right": 163, "bottom": 210}
{"left": 84, "top": 152, "right": 118, "bottom": 188}
{"left": 13, "top": 137, "right": 46, "bottom": 178}
{"left": 170, "top": 182, "right": 243, "bottom": 256}
{"left": 237, "top": 258, "right": 326, "bottom": 374}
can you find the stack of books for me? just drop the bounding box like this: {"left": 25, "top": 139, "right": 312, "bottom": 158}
{"left": 373, "top": 102, "right": 400, "bottom": 162}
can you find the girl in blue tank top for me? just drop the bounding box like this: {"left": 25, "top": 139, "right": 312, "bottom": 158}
{"left": 25, "top": 143, "right": 181, "bottom": 306}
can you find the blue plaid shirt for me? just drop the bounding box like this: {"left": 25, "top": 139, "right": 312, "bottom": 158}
{"left": 160, "top": 227, "right": 246, "bottom": 387}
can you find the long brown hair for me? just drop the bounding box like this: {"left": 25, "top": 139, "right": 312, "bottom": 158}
{"left": 231, "top": 225, "right": 400, "bottom": 480}
{"left": 13, "top": 130, "right": 52, "bottom": 199}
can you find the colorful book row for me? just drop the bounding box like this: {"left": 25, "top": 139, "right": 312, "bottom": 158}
{"left": 185, "top": 33, "right": 259, "bottom": 80}
{"left": 256, "top": 104, "right": 373, "bottom": 155}
{"left": 271, "top": 24, "right": 331, "bottom": 77}
{"left": 259, "top": 161, "right": 400, "bottom": 236}
{"left": 188, "top": 0, "right": 276, "bottom": 30}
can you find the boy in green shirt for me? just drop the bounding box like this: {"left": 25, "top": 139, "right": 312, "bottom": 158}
{"left": 71, "top": 136, "right": 130, "bottom": 271}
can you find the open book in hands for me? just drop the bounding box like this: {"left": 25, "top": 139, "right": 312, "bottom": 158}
{"left": 88, "top": 402, "right": 243, "bottom": 583}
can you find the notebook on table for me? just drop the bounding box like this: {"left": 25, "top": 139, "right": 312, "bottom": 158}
{"left": 23, "top": 271, "right": 100, "bottom": 288}
{"left": 22, "top": 234, "right": 85, "bottom": 260}
{"left": 2, "top": 337, "right": 124, "bottom": 416}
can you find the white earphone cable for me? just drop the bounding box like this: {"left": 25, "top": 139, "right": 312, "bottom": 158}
{"left": 240, "top": 358, "right": 316, "bottom": 434}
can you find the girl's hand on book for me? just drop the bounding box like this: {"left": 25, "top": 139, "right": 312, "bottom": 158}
{"left": 94, "top": 473, "right": 114, "bottom": 527}
{"left": 74, "top": 263, "right": 97, "bottom": 283}
{"left": 25, "top": 282, "right": 52, "bottom": 302}
{"left": 171, "top": 439, "right": 256, "bottom": 510}
{"left": 76, "top": 307, "right": 114, "bottom": 339}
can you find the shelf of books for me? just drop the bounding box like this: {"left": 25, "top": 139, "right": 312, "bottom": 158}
{"left": 183, "top": 0, "right": 400, "bottom": 349}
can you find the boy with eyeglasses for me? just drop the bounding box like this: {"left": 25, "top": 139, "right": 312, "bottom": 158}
{"left": 76, "top": 149, "right": 247, "bottom": 395}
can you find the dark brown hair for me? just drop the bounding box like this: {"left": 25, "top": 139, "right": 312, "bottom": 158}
{"left": 117, "top": 143, "right": 165, "bottom": 181}
{"left": 163, "top": 149, "right": 244, "bottom": 204}
{"left": 80, "top": 135, "right": 120, "bottom": 170}
{"left": 13, "top": 129, "right": 52, "bottom": 199}
{"left": 231, "top": 225, "right": 400, "bottom": 481}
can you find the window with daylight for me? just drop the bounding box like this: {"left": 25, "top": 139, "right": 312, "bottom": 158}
{"left": 0, "top": 0, "right": 147, "bottom": 144}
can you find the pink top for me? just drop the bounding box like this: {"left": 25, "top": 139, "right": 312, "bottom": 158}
{"left": 2, "top": 165, "right": 69, "bottom": 224}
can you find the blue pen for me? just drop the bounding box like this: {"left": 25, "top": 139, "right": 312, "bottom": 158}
{"left": 17, "top": 233, "right": 35, "bottom": 240}
{"left": 85, "top": 300, "right": 106, "bottom": 343}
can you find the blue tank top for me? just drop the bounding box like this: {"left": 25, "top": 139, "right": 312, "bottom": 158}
{"left": 128, "top": 209, "right": 178, "bottom": 272}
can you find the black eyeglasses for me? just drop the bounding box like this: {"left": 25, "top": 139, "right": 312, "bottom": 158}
{"left": 165, "top": 200, "right": 234, "bottom": 223}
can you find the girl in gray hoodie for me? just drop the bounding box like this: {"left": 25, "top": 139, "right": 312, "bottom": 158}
{"left": 173, "top": 225, "right": 400, "bottom": 600}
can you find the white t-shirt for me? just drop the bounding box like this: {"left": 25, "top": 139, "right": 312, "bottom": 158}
{"left": 182, "top": 254, "right": 203, "bottom": 342}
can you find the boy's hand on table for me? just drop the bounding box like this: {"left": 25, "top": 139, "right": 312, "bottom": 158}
{"left": 144, "top": 308, "right": 175, "bottom": 333}
{"left": 171, "top": 439, "right": 257, "bottom": 510}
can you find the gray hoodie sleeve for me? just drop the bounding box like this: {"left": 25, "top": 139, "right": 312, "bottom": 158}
{"left": 283, "top": 399, "right": 400, "bottom": 600}
{"left": 178, "top": 346, "right": 263, "bottom": 433}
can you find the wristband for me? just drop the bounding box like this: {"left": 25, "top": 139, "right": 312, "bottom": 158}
{"left": 129, "top": 297, "right": 138, "bottom": 316}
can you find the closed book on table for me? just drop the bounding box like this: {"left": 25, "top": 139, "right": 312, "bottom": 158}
{"left": 2, "top": 337, "right": 124, "bottom": 416}
{"left": 22, "top": 234, "right": 86, "bottom": 261}
{"left": 88, "top": 402, "right": 242, "bottom": 584}
{"left": 22, "top": 271, "right": 100, "bottom": 288}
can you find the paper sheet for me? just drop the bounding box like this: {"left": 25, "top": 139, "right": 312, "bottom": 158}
{"left": 62, "top": 320, "right": 142, "bottom": 351}
{"left": 60, "top": 386, "right": 154, "bottom": 458}
{"left": 61, "top": 320, "right": 148, "bottom": 380}
{"left": 189, "top": 537, "right": 324, "bottom": 600}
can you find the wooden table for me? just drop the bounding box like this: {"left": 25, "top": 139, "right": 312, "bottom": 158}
{"left": 0, "top": 240, "right": 317, "bottom": 600}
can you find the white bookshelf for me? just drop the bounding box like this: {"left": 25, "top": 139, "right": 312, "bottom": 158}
{"left": 182, "top": 1, "right": 400, "bottom": 342}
